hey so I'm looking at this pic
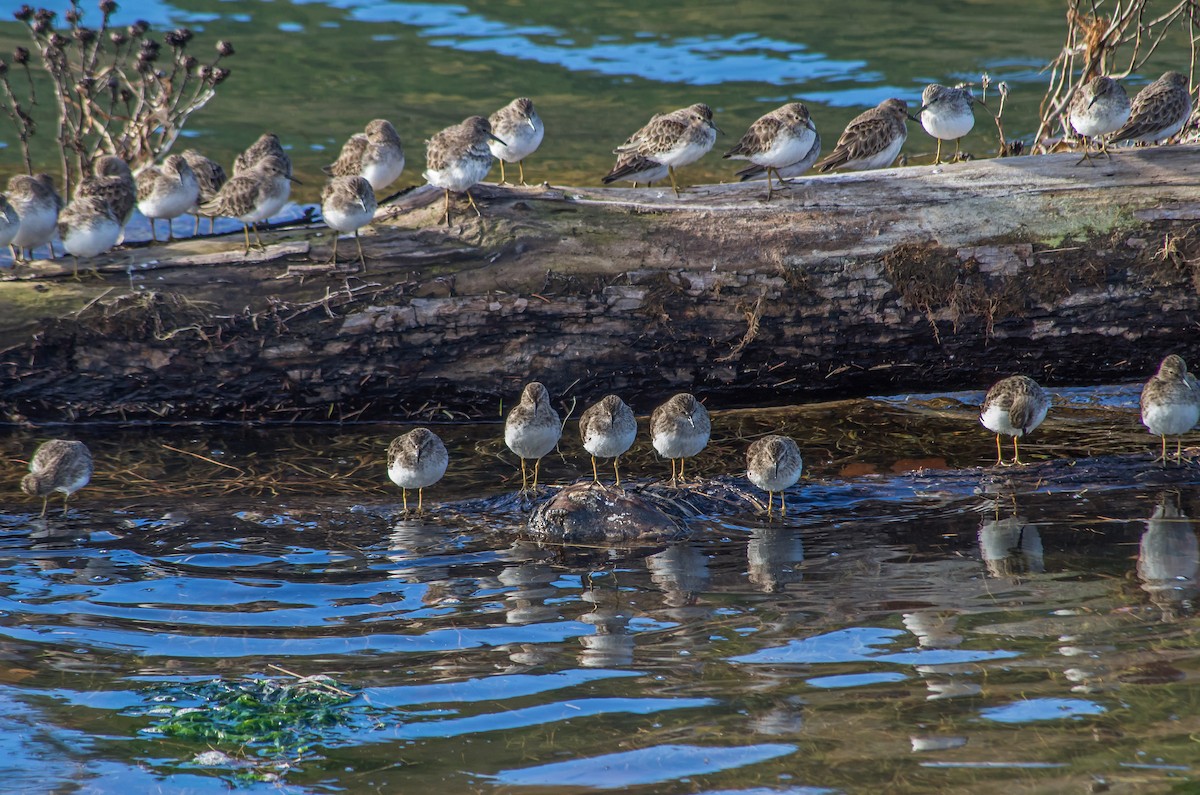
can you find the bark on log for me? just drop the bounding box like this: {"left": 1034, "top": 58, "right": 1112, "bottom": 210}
{"left": 3, "top": 146, "right": 1200, "bottom": 423}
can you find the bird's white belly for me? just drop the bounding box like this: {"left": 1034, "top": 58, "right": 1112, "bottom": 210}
{"left": 324, "top": 204, "right": 375, "bottom": 234}
{"left": 921, "top": 109, "right": 974, "bottom": 141}
{"left": 62, "top": 219, "right": 120, "bottom": 258}
{"left": 653, "top": 428, "right": 708, "bottom": 459}
{"left": 584, "top": 426, "right": 636, "bottom": 459}
{"left": 12, "top": 205, "right": 56, "bottom": 248}
{"left": 424, "top": 157, "right": 492, "bottom": 192}
{"left": 362, "top": 158, "right": 404, "bottom": 192}
{"left": 505, "top": 424, "right": 560, "bottom": 459}
{"left": 753, "top": 127, "right": 816, "bottom": 168}
{"left": 490, "top": 123, "right": 544, "bottom": 163}
{"left": 656, "top": 130, "right": 716, "bottom": 168}
{"left": 1142, "top": 401, "right": 1200, "bottom": 436}
{"left": 388, "top": 458, "right": 447, "bottom": 490}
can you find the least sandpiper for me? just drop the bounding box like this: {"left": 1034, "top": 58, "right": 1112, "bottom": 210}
{"left": 1111, "top": 71, "right": 1192, "bottom": 145}
{"left": 200, "top": 154, "right": 298, "bottom": 251}
{"left": 724, "top": 102, "right": 817, "bottom": 200}
{"left": 7, "top": 173, "right": 61, "bottom": 261}
{"left": 386, "top": 427, "right": 449, "bottom": 514}
{"left": 611, "top": 103, "right": 719, "bottom": 196}
{"left": 324, "top": 119, "right": 405, "bottom": 193}
{"left": 1140, "top": 354, "right": 1200, "bottom": 465}
{"left": 77, "top": 155, "right": 136, "bottom": 231}
{"left": 0, "top": 195, "right": 20, "bottom": 251}
{"left": 735, "top": 130, "right": 822, "bottom": 184}
{"left": 21, "top": 439, "right": 93, "bottom": 517}
{"left": 746, "top": 435, "right": 804, "bottom": 517}
{"left": 424, "top": 115, "right": 506, "bottom": 225}
{"left": 979, "top": 375, "right": 1051, "bottom": 466}
{"left": 488, "top": 97, "right": 545, "bottom": 186}
{"left": 1070, "top": 75, "right": 1131, "bottom": 162}
{"left": 504, "top": 382, "right": 562, "bottom": 492}
{"left": 233, "top": 132, "right": 292, "bottom": 177}
{"left": 136, "top": 154, "right": 200, "bottom": 242}
{"left": 321, "top": 175, "right": 377, "bottom": 270}
{"left": 816, "top": 98, "right": 911, "bottom": 172}
{"left": 57, "top": 195, "right": 121, "bottom": 274}
{"left": 650, "top": 393, "right": 711, "bottom": 485}
{"left": 578, "top": 394, "right": 637, "bottom": 486}
{"left": 181, "top": 148, "right": 228, "bottom": 235}
{"left": 601, "top": 150, "right": 671, "bottom": 188}
{"left": 918, "top": 84, "right": 975, "bottom": 163}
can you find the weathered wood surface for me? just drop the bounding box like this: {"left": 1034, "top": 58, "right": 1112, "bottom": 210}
{"left": 3, "top": 145, "right": 1200, "bottom": 423}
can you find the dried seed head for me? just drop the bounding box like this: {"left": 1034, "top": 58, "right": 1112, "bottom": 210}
{"left": 211, "top": 66, "right": 230, "bottom": 85}
{"left": 48, "top": 32, "right": 69, "bottom": 49}
{"left": 109, "top": 31, "right": 125, "bottom": 45}
{"left": 34, "top": 8, "right": 55, "bottom": 25}
{"left": 64, "top": 9, "right": 80, "bottom": 24}
{"left": 31, "top": 18, "right": 49, "bottom": 34}
{"left": 182, "top": 54, "right": 197, "bottom": 69}
{"left": 165, "top": 27, "right": 192, "bottom": 47}
{"left": 73, "top": 27, "right": 96, "bottom": 45}
{"left": 12, "top": 47, "right": 29, "bottom": 65}
{"left": 128, "top": 19, "right": 148, "bottom": 37}
{"left": 216, "top": 40, "right": 234, "bottom": 57}
{"left": 13, "top": 6, "right": 34, "bottom": 23}
{"left": 98, "top": 0, "right": 117, "bottom": 14}
{"left": 196, "top": 64, "right": 212, "bottom": 80}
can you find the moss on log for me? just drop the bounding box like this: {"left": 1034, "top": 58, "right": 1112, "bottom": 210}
{"left": 3, "top": 146, "right": 1200, "bottom": 423}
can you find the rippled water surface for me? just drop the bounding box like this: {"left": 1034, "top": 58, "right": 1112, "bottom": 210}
{"left": 3, "top": 389, "right": 1200, "bottom": 792}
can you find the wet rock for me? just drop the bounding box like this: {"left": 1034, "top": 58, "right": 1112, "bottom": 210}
{"left": 526, "top": 482, "right": 689, "bottom": 547}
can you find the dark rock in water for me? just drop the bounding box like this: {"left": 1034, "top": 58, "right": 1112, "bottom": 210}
{"left": 526, "top": 482, "right": 690, "bottom": 547}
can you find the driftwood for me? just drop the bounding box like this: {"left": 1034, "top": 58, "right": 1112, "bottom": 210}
{"left": 3, "top": 145, "right": 1200, "bottom": 423}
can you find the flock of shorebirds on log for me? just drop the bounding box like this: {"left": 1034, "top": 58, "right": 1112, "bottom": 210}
{"left": 19, "top": 355, "right": 1200, "bottom": 520}
{"left": 0, "top": 68, "right": 1193, "bottom": 273}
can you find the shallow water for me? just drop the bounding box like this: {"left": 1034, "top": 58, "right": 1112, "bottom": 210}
{"left": 2, "top": 388, "right": 1200, "bottom": 793}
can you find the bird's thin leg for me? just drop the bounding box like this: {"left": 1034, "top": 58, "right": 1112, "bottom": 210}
{"left": 40, "top": 496, "right": 48, "bottom": 518}
{"left": 193, "top": 215, "right": 201, "bottom": 236}
{"left": 994, "top": 433, "right": 1004, "bottom": 467}
{"left": 518, "top": 160, "right": 527, "bottom": 186}
{"left": 532, "top": 458, "right": 541, "bottom": 491}
{"left": 241, "top": 223, "right": 251, "bottom": 252}
{"left": 329, "top": 234, "right": 339, "bottom": 265}
{"left": 953, "top": 139, "right": 962, "bottom": 162}
{"left": 669, "top": 457, "right": 677, "bottom": 487}
{"left": 781, "top": 491, "right": 788, "bottom": 516}
{"left": 1075, "top": 138, "right": 1095, "bottom": 167}
{"left": 466, "top": 189, "right": 481, "bottom": 217}
{"left": 1161, "top": 434, "right": 1169, "bottom": 467}
{"left": 668, "top": 166, "right": 680, "bottom": 197}
{"left": 1177, "top": 436, "right": 1183, "bottom": 465}
{"left": 498, "top": 160, "right": 508, "bottom": 186}
{"left": 591, "top": 455, "right": 599, "bottom": 483}
{"left": 354, "top": 231, "right": 367, "bottom": 272}
{"left": 401, "top": 488, "right": 408, "bottom": 514}
{"left": 765, "top": 168, "right": 775, "bottom": 202}
{"left": 167, "top": 218, "right": 176, "bottom": 241}
{"left": 252, "top": 222, "right": 264, "bottom": 249}
{"left": 519, "top": 458, "right": 528, "bottom": 492}
{"left": 441, "top": 189, "right": 451, "bottom": 226}
{"left": 766, "top": 491, "right": 774, "bottom": 517}
{"left": 61, "top": 493, "right": 69, "bottom": 517}
{"left": 679, "top": 457, "right": 687, "bottom": 482}
{"left": 150, "top": 218, "right": 159, "bottom": 243}
{"left": 417, "top": 487, "right": 424, "bottom": 514}
{"left": 614, "top": 457, "right": 621, "bottom": 488}
{"left": 1012, "top": 436, "right": 1024, "bottom": 466}
{"left": 934, "top": 139, "right": 943, "bottom": 164}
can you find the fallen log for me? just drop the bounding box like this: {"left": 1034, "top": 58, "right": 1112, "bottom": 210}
{"left": 3, "top": 146, "right": 1200, "bottom": 423}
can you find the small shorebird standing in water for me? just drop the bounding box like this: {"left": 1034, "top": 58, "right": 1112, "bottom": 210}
{"left": 21, "top": 439, "right": 93, "bottom": 517}
{"left": 321, "top": 175, "right": 377, "bottom": 270}
{"left": 816, "top": 98, "right": 911, "bottom": 173}
{"left": 918, "top": 84, "right": 975, "bottom": 163}
{"left": 579, "top": 394, "right": 637, "bottom": 486}
{"left": 1140, "top": 354, "right": 1200, "bottom": 466}
{"left": 488, "top": 98, "right": 545, "bottom": 186}
{"left": 324, "top": 119, "right": 405, "bottom": 193}
{"left": 608, "top": 103, "right": 719, "bottom": 196}
{"left": 387, "top": 428, "right": 449, "bottom": 514}
{"left": 424, "top": 116, "right": 506, "bottom": 225}
{"left": 1110, "top": 71, "right": 1192, "bottom": 146}
{"left": 650, "top": 393, "right": 711, "bottom": 486}
{"left": 7, "top": 174, "right": 60, "bottom": 261}
{"left": 200, "top": 154, "right": 298, "bottom": 252}
{"left": 136, "top": 154, "right": 200, "bottom": 242}
{"left": 504, "top": 382, "right": 562, "bottom": 493}
{"left": 182, "top": 149, "right": 227, "bottom": 235}
{"left": 724, "top": 102, "right": 818, "bottom": 200}
{"left": 979, "top": 375, "right": 1051, "bottom": 466}
{"left": 746, "top": 435, "right": 804, "bottom": 518}
{"left": 1070, "top": 75, "right": 1131, "bottom": 164}
{"left": 57, "top": 195, "right": 121, "bottom": 275}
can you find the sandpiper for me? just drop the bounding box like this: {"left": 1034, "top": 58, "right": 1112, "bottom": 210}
{"left": 77, "top": 155, "right": 136, "bottom": 233}
{"left": 724, "top": 102, "right": 817, "bottom": 200}
{"left": 7, "top": 173, "right": 61, "bottom": 261}
{"left": 979, "top": 375, "right": 1051, "bottom": 466}
{"left": 387, "top": 427, "right": 449, "bottom": 514}
{"left": 233, "top": 132, "right": 292, "bottom": 177}
{"left": 0, "top": 195, "right": 20, "bottom": 252}
{"left": 579, "top": 394, "right": 637, "bottom": 486}
{"left": 57, "top": 195, "right": 121, "bottom": 275}
{"left": 323, "top": 119, "right": 405, "bottom": 193}
{"left": 601, "top": 150, "right": 671, "bottom": 188}
{"left": 918, "top": 84, "right": 975, "bottom": 163}
{"left": 200, "top": 154, "right": 298, "bottom": 251}
{"left": 610, "top": 103, "right": 719, "bottom": 196}
{"left": 1140, "top": 354, "right": 1200, "bottom": 465}
{"left": 650, "top": 393, "right": 711, "bottom": 485}
{"left": 488, "top": 97, "right": 545, "bottom": 186}
{"left": 1111, "top": 71, "right": 1192, "bottom": 145}
{"left": 321, "top": 175, "right": 377, "bottom": 270}
{"left": 136, "top": 154, "right": 200, "bottom": 242}
{"left": 816, "top": 98, "right": 911, "bottom": 172}
{"left": 746, "top": 435, "right": 804, "bottom": 517}
{"left": 1070, "top": 75, "right": 1131, "bottom": 163}
{"left": 735, "top": 130, "right": 821, "bottom": 186}
{"left": 21, "top": 439, "right": 93, "bottom": 517}
{"left": 181, "top": 148, "right": 228, "bottom": 234}
{"left": 504, "top": 382, "right": 562, "bottom": 492}
{"left": 424, "top": 115, "right": 506, "bottom": 225}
